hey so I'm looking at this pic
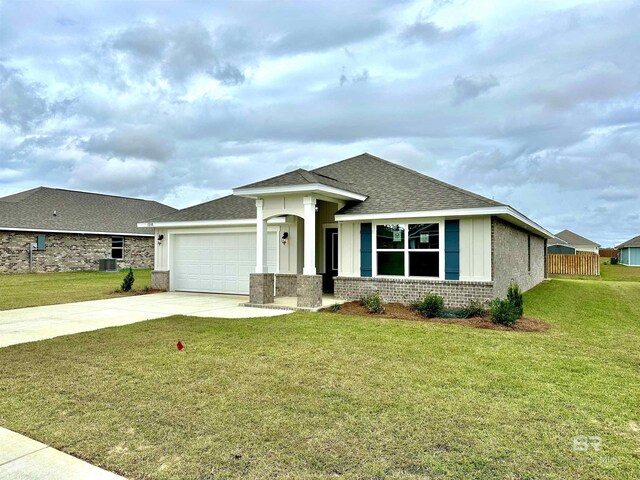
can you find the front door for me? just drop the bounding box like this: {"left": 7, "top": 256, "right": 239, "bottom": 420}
{"left": 323, "top": 228, "right": 338, "bottom": 293}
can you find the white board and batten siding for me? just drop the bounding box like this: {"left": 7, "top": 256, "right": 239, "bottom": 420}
{"left": 459, "top": 217, "right": 492, "bottom": 281}
{"left": 336, "top": 217, "right": 491, "bottom": 281}
{"left": 170, "top": 231, "right": 278, "bottom": 295}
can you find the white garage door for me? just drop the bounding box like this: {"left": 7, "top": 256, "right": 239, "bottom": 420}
{"left": 172, "top": 232, "right": 278, "bottom": 294}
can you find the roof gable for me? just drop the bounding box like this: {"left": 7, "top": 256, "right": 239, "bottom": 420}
{"left": 236, "top": 167, "right": 363, "bottom": 195}
{"left": 0, "top": 187, "right": 175, "bottom": 235}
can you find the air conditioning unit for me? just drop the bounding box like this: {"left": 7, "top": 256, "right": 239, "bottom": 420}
{"left": 99, "top": 258, "right": 118, "bottom": 272}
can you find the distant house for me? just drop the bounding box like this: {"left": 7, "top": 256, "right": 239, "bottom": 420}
{"left": 0, "top": 187, "right": 175, "bottom": 273}
{"left": 617, "top": 235, "right": 640, "bottom": 266}
{"left": 554, "top": 229, "right": 600, "bottom": 254}
{"left": 547, "top": 236, "right": 577, "bottom": 255}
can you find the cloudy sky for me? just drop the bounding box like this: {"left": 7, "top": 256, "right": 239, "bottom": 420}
{"left": 0, "top": 0, "right": 638, "bottom": 246}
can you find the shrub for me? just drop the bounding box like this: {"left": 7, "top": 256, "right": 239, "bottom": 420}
{"left": 490, "top": 298, "right": 520, "bottom": 326}
{"left": 329, "top": 302, "right": 342, "bottom": 312}
{"left": 506, "top": 282, "right": 524, "bottom": 317}
{"left": 121, "top": 267, "right": 135, "bottom": 292}
{"left": 611, "top": 257, "right": 619, "bottom": 265}
{"left": 412, "top": 293, "right": 444, "bottom": 318}
{"left": 361, "top": 292, "right": 384, "bottom": 313}
{"left": 463, "top": 299, "right": 488, "bottom": 318}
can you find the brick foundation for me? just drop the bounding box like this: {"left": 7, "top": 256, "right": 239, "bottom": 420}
{"left": 296, "top": 274, "right": 322, "bottom": 308}
{"left": 250, "top": 273, "right": 275, "bottom": 304}
{"left": 151, "top": 270, "right": 170, "bottom": 291}
{"left": 334, "top": 276, "right": 494, "bottom": 308}
{"left": 275, "top": 274, "right": 298, "bottom": 297}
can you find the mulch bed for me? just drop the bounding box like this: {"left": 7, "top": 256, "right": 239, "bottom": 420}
{"left": 322, "top": 301, "right": 550, "bottom": 332}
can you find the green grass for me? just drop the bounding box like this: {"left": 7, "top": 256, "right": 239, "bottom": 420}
{"left": 1, "top": 276, "right": 639, "bottom": 479}
{"left": 0, "top": 269, "right": 152, "bottom": 310}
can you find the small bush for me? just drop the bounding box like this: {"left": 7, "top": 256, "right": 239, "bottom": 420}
{"left": 611, "top": 257, "right": 618, "bottom": 265}
{"left": 361, "top": 292, "right": 384, "bottom": 313}
{"left": 506, "top": 282, "right": 524, "bottom": 317}
{"left": 463, "top": 299, "right": 488, "bottom": 318}
{"left": 121, "top": 267, "right": 135, "bottom": 292}
{"left": 412, "top": 293, "right": 444, "bottom": 318}
{"left": 329, "top": 302, "right": 342, "bottom": 312}
{"left": 490, "top": 298, "right": 520, "bottom": 326}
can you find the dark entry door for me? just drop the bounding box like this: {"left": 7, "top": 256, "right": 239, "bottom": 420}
{"left": 323, "top": 228, "right": 338, "bottom": 293}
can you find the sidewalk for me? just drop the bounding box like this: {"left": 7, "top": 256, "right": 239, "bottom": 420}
{"left": 0, "top": 427, "right": 125, "bottom": 480}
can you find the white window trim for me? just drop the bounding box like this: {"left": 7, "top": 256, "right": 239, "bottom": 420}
{"left": 372, "top": 218, "right": 445, "bottom": 280}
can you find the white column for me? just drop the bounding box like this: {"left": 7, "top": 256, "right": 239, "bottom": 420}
{"left": 303, "top": 195, "right": 316, "bottom": 275}
{"left": 255, "top": 199, "right": 268, "bottom": 273}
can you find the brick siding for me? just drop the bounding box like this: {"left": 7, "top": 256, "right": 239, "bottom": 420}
{"left": 334, "top": 276, "right": 494, "bottom": 308}
{"left": 491, "top": 217, "right": 545, "bottom": 297}
{"left": 0, "top": 231, "right": 154, "bottom": 273}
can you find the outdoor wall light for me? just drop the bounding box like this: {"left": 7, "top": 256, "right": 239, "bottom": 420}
{"left": 281, "top": 232, "right": 289, "bottom": 245}
{"left": 157, "top": 233, "right": 164, "bottom": 246}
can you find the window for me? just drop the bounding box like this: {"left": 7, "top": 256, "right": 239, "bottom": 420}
{"left": 112, "top": 237, "right": 124, "bottom": 259}
{"left": 375, "top": 223, "right": 440, "bottom": 277}
{"left": 376, "top": 224, "right": 405, "bottom": 275}
{"left": 527, "top": 235, "right": 531, "bottom": 272}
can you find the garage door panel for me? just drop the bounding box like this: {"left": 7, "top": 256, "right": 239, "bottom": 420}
{"left": 172, "top": 232, "right": 277, "bottom": 294}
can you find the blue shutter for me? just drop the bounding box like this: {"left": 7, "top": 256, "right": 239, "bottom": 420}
{"left": 444, "top": 220, "right": 459, "bottom": 280}
{"left": 36, "top": 234, "right": 46, "bottom": 251}
{"left": 360, "top": 223, "right": 372, "bottom": 277}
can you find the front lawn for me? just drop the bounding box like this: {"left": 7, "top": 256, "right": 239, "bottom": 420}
{"left": 0, "top": 269, "right": 152, "bottom": 310}
{"left": 0, "top": 277, "right": 638, "bottom": 479}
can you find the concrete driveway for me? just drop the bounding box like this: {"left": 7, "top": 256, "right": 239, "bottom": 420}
{"left": 0, "top": 292, "right": 292, "bottom": 348}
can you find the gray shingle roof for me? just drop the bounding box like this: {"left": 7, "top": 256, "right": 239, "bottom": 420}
{"left": 548, "top": 235, "right": 572, "bottom": 246}
{"left": 157, "top": 153, "right": 506, "bottom": 223}
{"left": 237, "top": 168, "right": 363, "bottom": 194}
{"left": 147, "top": 195, "right": 256, "bottom": 223}
{"left": 314, "top": 153, "right": 503, "bottom": 215}
{"left": 618, "top": 234, "right": 640, "bottom": 248}
{"left": 555, "top": 229, "right": 600, "bottom": 247}
{"left": 0, "top": 187, "right": 175, "bottom": 235}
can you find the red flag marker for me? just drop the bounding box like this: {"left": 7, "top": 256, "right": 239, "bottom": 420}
{"left": 177, "top": 340, "right": 184, "bottom": 351}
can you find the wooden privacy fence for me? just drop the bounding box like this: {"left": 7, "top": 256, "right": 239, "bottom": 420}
{"left": 547, "top": 253, "right": 600, "bottom": 276}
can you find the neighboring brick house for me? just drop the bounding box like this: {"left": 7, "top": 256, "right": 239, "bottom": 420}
{"left": 0, "top": 187, "right": 175, "bottom": 273}
{"left": 142, "top": 153, "right": 551, "bottom": 308}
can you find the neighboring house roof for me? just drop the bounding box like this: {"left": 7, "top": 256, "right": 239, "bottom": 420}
{"left": 144, "top": 195, "right": 256, "bottom": 224}
{"left": 0, "top": 187, "right": 176, "bottom": 236}
{"left": 548, "top": 235, "right": 572, "bottom": 247}
{"left": 555, "top": 229, "right": 600, "bottom": 247}
{"left": 617, "top": 234, "right": 640, "bottom": 248}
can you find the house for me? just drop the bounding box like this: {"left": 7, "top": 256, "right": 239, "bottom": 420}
{"left": 547, "top": 236, "right": 577, "bottom": 255}
{"left": 0, "top": 187, "right": 176, "bottom": 273}
{"left": 617, "top": 235, "right": 640, "bottom": 266}
{"left": 554, "top": 229, "right": 600, "bottom": 254}
{"left": 140, "top": 153, "right": 552, "bottom": 308}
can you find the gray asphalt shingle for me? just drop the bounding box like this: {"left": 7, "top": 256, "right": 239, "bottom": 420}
{"left": 555, "top": 229, "right": 600, "bottom": 247}
{"left": 153, "top": 153, "right": 505, "bottom": 223}
{"left": 0, "top": 187, "right": 175, "bottom": 235}
{"left": 617, "top": 235, "right": 640, "bottom": 248}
